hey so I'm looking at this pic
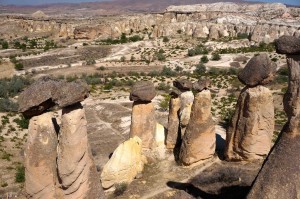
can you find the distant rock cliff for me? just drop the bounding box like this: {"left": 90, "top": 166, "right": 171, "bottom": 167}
{"left": 2, "top": 2, "right": 300, "bottom": 43}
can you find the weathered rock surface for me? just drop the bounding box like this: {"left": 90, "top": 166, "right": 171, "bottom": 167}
{"left": 130, "top": 101, "right": 156, "bottom": 148}
{"left": 247, "top": 38, "right": 300, "bottom": 199}
{"left": 101, "top": 136, "right": 145, "bottom": 189}
{"left": 179, "top": 90, "right": 215, "bottom": 165}
{"left": 192, "top": 77, "right": 211, "bottom": 92}
{"left": 24, "top": 112, "right": 59, "bottom": 199}
{"left": 276, "top": 35, "right": 300, "bottom": 55}
{"left": 225, "top": 86, "right": 274, "bottom": 161}
{"left": 18, "top": 76, "right": 89, "bottom": 117}
{"left": 166, "top": 97, "right": 181, "bottom": 149}
{"left": 238, "top": 54, "right": 277, "bottom": 87}
{"left": 57, "top": 104, "right": 103, "bottom": 199}
{"left": 179, "top": 91, "right": 194, "bottom": 135}
{"left": 129, "top": 81, "right": 156, "bottom": 102}
{"left": 173, "top": 79, "right": 193, "bottom": 91}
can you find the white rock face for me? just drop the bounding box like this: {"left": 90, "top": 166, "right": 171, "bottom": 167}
{"left": 25, "top": 112, "right": 59, "bottom": 199}
{"left": 101, "top": 136, "right": 146, "bottom": 189}
{"left": 57, "top": 105, "right": 102, "bottom": 199}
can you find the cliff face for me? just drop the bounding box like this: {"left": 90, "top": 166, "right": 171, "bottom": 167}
{"left": 3, "top": 2, "right": 300, "bottom": 42}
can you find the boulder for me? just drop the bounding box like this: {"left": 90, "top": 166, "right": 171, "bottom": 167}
{"left": 238, "top": 53, "right": 277, "bottom": 87}
{"left": 173, "top": 79, "right": 193, "bottom": 91}
{"left": 275, "top": 35, "right": 300, "bottom": 54}
{"left": 18, "top": 76, "right": 89, "bottom": 118}
{"left": 129, "top": 81, "right": 156, "bottom": 102}
{"left": 166, "top": 97, "right": 181, "bottom": 149}
{"left": 57, "top": 103, "right": 103, "bottom": 199}
{"left": 179, "top": 90, "right": 215, "bottom": 165}
{"left": 247, "top": 39, "right": 300, "bottom": 199}
{"left": 101, "top": 136, "right": 145, "bottom": 189}
{"left": 179, "top": 91, "right": 194, "bottom": 135}
{"left": 130, "top": 101, "right": 156, "bottom": 148}
{"left": 225, "top": 86, "right": 274, "bottom": 161}
{"left": 169, "top": 88, "right": 182, "bottom": 98}
{"left": 192, "top": 77, "right": 211, "bottom": 92}
{"left": 25, "top": 112, "right": 59, "bottom": 199}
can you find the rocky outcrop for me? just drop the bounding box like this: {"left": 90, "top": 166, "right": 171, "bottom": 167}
{"left": 173, "top": 79, "right": 193, "bottom": 92}
{"left": 238, "top": 54, "right": 277, "bottom": 87}
{"left": 179, "top": 91, "right": 194, "bottom": 136}
{"left": 247, "top": 36, "right": 300, "bottom": 199}
{"left": 18, "top": 76, "right": 89, "bottom": 118}
{"left": 129, "top": 81, "right": 156, "bottom": 102}
{"left": 20, "top": 78, "right": 103, "bottom": 199}
{"left": 129, "top": 81, "right": 156, "bottom": 148}
{"left": 24, "top": 112, "right": 59, "bottom": 199}
{"left": 179, "top": 90, "right": 215, "bottom": 165}
{"left": 57, "top": 103, "right": 102, "bottom": 199}
{"left": 225, "top": 86, "right": 275, "bottom": 161}
{"left": 101, "top": 136, "right": 145, "bottom": 189}
{"left": 166, "top": 96, "right": 181, "bottom": 149}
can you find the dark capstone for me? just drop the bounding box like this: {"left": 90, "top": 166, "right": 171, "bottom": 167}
{"left": 275, "top": 36, "right": 300, "bottom": 55}
{"left": 129, "top": 81, "right": 156, "bottom": 102}
{"left": 169, "top": 89, "right": 182, "bottom": 98}
{"left": 193, "top": 77, "right": 211, "bottom": 92}
{"left": 18, "top": 76, "right": 89, "bottom": 118}
{"left": 238, "top": 53, "right": 276, "bottom": 87}
{"left": 173, "top": 79, "right": 193, "bottom": 91}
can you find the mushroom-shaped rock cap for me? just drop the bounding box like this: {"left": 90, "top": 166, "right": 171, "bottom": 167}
{"left": 169, "top": 88, "right": 182, "bottom": 98}
{"left": 129, "top": 81, "right": 156, "bottom": 102}
{"left": 238, "top": 53, "right": 276, "bottom": 87}
{"left": 275, "top": 36, "right": 300, "bottom": 55}
{"left": 18, "top": 76, "right": 89, "bottom": 118}
{"left": 193, "top": 77, "right": 211, "bottom": 92}
{"left": 173, "top": 79, "right": 193, "bottom": 91}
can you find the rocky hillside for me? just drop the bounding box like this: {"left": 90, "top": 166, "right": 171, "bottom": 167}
{"left": 1, "top": 2, "right": 299, "bottom": 43}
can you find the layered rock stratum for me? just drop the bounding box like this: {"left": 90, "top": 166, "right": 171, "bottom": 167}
{"left": 2, "top": 3, "right": 300, "bottom": 43}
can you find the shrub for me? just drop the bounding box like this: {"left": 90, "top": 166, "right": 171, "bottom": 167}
{"left": 114, "top": 182, "right": 128, "bottom": 196}
{"left": 159, "top": 94, "right": 171, "bottom": 111}
{"left": 194, "top": 63, "right": 206, "bottom": 75}
{"left": 157, "top": 82, "right": 170, "bottom": 91}
{"left": 86, "top": 59, "right": 96, "bottom": 65}
{"left": 1, "top": 41, "right": 8, "bottom": 49}
{"left": 156, "top": 53, "right": 166, "bottom": 61}
{"left": 177, "top": 29, "right": 182, "bottom": 34}
{"left": 163, "top": 36, "right": 169, "bottom": 42}
{"left": 14, "top": 63, "right": 24, "bottom": 70}
{"left": 200, "top": 55, "right": 209, "bottom": 63}
{"left": 160, "top": 66, "right": 176, "bottom": 77}
{"left": 13, "top": 115, "right": 29, "bottom": 129}
{"left": 130, "top": 55, "right": 135, "bottom": 62}
{"left": 120, "top": 56, "right": 126, "bottom": 62}
{"left": 15, "top": 165, "right": 25, "bottom": 183}
{"left": 175, "top": 65, "right": 183, "bottom": 72}
{"left": 0, "top": 98, "right": 18, "bottom": 112}
{"left": 211, "top": 52, "right": 221, "bottom": 61}
{"left": 97, "top": 66, "right": 106, "bottom": 71}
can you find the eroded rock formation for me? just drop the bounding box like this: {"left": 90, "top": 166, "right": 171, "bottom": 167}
{"left": 57, "top": 103, "right": 102, "bottom": 199}
{"left": 247, "top": 36, "right": 300, "bottom": 199}
{"left": 129, "top": 81, "right": 156, "bottom": 148}
{"left": 166, "top": 90, "right": 181, "bottom": 149}
{"left": 179, "top": 89, "right": 215, "bottom": 165}
{"left": 19, "top": 76, "right": 103, "bottom": 199}
{"left": 24, "top": 112, "right": 59, "bottom": 199}
{"left": 225, "top": 54, "right": 276, "bottom": 161}
{"left": 101, "top": 136, "right": 146, "bottom": 189}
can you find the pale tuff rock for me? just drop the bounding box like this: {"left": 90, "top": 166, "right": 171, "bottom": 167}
{"left": 130, "top": 101, "right": 156, "bottom": 148}
{"left": 166, "top": 97, "right": 181, "bottom": 149}
{"left": 57, "top": 104, "right": 103, "bottom": 199}
{"left": 155, "top": 123, "right": 165, "bottom": 147}
{"left": 101, "top": 136, "right": 145, "bottom": 189}
{"left": 247, "top": 36, "right": 300, "bottom": 199}
{"left": 25, "top": 112, "right": 59, "bottom": 199}
{"left": 225, "top": 86, "right": 274, "bottom": 161}
{"left": 179, "top": 90, "right": 215, "bottom": 165}
{"left": 179, "top": 91, "right": 194, "bottom": 136}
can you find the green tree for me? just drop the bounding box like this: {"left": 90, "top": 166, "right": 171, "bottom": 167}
{"left": 200, "top": 55, "right": 209, "bottom": 63}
